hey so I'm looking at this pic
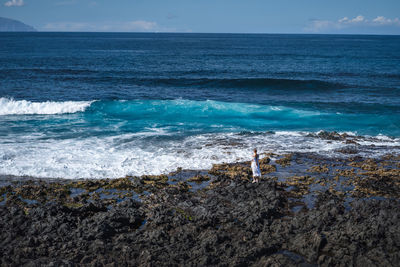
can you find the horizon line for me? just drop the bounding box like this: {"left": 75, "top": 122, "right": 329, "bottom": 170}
{"left": 1, "top": 31, "right": 400, "bottom": 36}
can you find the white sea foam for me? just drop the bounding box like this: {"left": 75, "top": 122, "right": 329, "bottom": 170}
{"left": 0, "top": 131, "right": 399, "bottom": 179}
{"left": 0, "top": 98, "right": 94, "bottom": 115}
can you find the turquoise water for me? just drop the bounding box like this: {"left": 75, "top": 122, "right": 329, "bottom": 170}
{"left": 0, "top": 33, "right": 399, "bottom": 178}
{"left": 3, "top": 99, "right": 398, "bottom": 138}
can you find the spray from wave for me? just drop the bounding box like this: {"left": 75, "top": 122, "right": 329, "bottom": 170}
{"left": 0, "top": 130, "right": 399, "bottom": 179}
{"left": 0, "top": 98, "right": 94, "bottom": 115}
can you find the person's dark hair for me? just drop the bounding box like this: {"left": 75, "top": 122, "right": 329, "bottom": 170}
{"left": 253, "top": 148, "right": 257, "bottom": 153}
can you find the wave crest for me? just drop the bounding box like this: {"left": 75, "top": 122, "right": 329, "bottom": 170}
{"left": 0, "top": 98, "right": 94, "bottom": 115}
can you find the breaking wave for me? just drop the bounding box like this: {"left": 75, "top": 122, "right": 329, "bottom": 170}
{"left": 0, "top": 98, "right": 94, "bottom": 115}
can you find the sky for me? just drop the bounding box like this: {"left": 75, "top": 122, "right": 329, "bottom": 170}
{"left": 1, "top": 0, "right": 400, "bottom": 34}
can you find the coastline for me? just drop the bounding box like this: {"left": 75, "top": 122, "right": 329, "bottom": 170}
{"left": 1, "top": 149, "right": 399, "bottom": 265}
{"left": 2, "top": 128, "right": 400, "bottom": 180}
{"left": 2, "top": 31, "right": 400, "bottom": 266}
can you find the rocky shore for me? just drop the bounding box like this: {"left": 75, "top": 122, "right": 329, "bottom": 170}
{"left": 0, "top": 148, "right": 400, "bottom": 266}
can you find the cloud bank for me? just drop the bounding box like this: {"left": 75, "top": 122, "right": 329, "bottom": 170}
{"left": 305, "top": 15, "right": 400, "bottom": 33}
{"left": 4, "top": 0, "right": 24, "bottom": 7}
{"left": 42, "top": 20, "right": 173, "bottom": 32}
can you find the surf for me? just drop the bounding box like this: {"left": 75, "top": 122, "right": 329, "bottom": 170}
{"left": 0, "top": 98, "right": 94, "bottom": 115}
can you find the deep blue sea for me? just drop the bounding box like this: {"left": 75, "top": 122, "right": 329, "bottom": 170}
{"left": 0, "top": 32, "right": 399, "bottom": 178}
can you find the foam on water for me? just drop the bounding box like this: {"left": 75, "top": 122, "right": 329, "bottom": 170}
{"left": 1, "top": 34, "right": 399, "bottom": 179}
{"left": 0, "top": 98, "right": 94, "bottom": 115}
{"left": 0, "top": 130, "right": 399, "bottom": 179}
{"left": 0, "top": 98, "right": 399, "bottom": 179}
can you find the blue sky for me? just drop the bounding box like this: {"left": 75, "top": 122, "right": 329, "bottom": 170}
{"left": 1, "top": 0, "right": 400, "bottom": 34}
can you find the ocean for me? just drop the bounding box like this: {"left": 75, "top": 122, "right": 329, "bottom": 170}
{"left": 0, "top": 32, "right": 399, "bottom": 179}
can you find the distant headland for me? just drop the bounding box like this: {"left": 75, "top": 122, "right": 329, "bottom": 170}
{"left": 0, "top": 17, "right": 36, "bottom": 32}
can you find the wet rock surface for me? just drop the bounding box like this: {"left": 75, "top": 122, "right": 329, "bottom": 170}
{"left": 0, "top": 152, "right": 399, "bottom": 266}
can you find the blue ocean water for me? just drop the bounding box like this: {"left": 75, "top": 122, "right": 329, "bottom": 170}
{"left": 0, "top": 33, "right": 399, "bottom": 178}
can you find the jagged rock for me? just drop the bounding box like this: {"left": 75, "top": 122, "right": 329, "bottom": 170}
{"left": 0, "top": 152, "right": 399, "bottom": 266}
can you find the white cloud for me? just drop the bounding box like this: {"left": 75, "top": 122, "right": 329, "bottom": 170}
{"left": 42, "top": 20, "right": 171, "bottom": 32}
{"left": 372, "top": 16, "right": 400, "bottom": 26}
{"left": 4, "top": 0, "right": 24, "bottom": 7}
{"left": 351, "top": 15, "right": 366, "bottom": 23}
{"left": 338, "top": 17, "right": 349, "bottom": 23}
{"left": 305, "top": 15, "right": 400, "bottom": 33}
{"left": 373, "top": 16, "right": 388, "bottom": 24}
{"left": 338, "top": 15, "right": 364, "bottom": 24}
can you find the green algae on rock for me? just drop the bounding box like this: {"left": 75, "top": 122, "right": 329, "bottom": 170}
{"left": 187, "top": 175, "right": 211, "bottom": 184}
{"left": 276, "top": 154, "right": 293, "bottom": 167}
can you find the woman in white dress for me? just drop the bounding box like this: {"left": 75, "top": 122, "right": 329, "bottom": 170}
{"left": 251, "top": 148, "right": 261, "bottom": 183}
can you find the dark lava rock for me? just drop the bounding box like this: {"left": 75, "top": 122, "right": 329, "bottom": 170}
{"left": 0, "top": 173, "right": 399, "bottom": 266}
{"left": 317, "top": 131, "right": 343, "bottom": 141}
{"left": 336, "top": 147, "right": 359, "bottom": 154}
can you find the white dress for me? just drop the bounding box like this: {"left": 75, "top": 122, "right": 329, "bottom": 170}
{"left": 251, "top": 155, "right": 261, "bottom": 177}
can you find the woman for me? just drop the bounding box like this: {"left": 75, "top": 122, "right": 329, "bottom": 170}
{"left": 251, "top": 148, "right": 261, "bottom": 183}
